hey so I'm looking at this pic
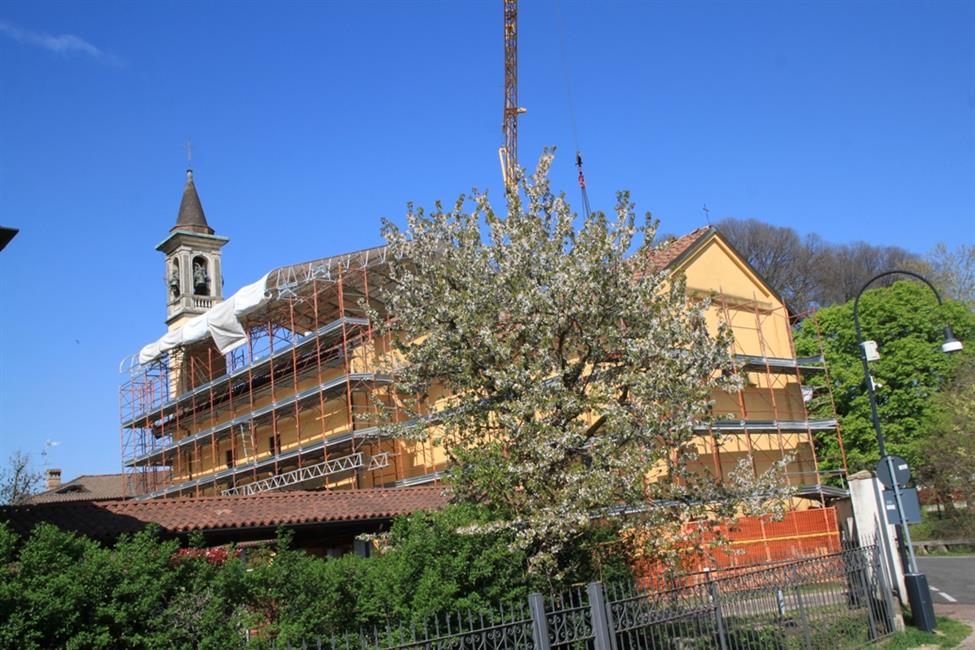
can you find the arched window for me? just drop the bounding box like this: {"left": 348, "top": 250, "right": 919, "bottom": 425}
{"left": 169, "top": 258, "right": 181, "bottom": 299}
{"left": 192, "top": 256, "right": 210, "bottom": 296}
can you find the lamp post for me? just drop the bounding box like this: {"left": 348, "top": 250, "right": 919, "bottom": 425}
{"left": 853, "top": 270, "right": 963, "bottom": 631}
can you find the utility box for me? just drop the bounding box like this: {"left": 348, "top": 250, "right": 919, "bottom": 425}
{"left": 905, "top": 573, "right": 937, "bottom": 632}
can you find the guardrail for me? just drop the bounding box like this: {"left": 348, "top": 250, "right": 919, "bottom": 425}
{"left": 912, "top": 539, "right": 975, "bottom": 554}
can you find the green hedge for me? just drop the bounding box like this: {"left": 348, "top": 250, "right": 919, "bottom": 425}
{"left": 0, "top": 505, "right": 628, "bottom": 648}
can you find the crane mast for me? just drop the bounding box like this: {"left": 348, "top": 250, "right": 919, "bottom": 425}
{"left": 499, "top": 0, "right": 525, "bottom": 194}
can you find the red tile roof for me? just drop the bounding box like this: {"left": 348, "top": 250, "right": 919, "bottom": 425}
{"left": 23, "top": 472, "right": 168, "bottom": 504}
{"left": 638, "top": 226, "right": 713, "bottom": 275}
{"left": 1, "top": 486, "right": 449, "bottom": 542}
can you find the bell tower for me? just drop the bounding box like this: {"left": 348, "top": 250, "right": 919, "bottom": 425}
{"left": 156, "top": 169, "right": 229, "bottom": 329}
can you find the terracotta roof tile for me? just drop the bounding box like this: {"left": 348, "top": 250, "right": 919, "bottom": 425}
{"left": 647, "top": 226, "right": 713, "bottom": 270}
{"left": 638, "top": 226, "right": 713, "bottom": 276}
{"left": 1, "top": 486, "right": 449, "bottom": 542}
{"left": 24, "top": 473, "right": 128, "bottom": 504}
{"left": 23, "top": 471, "right": 169, "bottom": 504}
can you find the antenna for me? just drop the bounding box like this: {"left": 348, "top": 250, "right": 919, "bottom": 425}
{"left": 703, "top": 204, "right": 711, "bottom": 225}
{"left": 41, "top": 439, "right": 61, "bottom": 467}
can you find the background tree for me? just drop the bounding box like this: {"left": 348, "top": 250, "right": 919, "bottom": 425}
{"left": 0, "top": 451, "right": 41, "bottom": 505}
{"left": 925, "top": 242, "right": 975, "bottom": 307}
{"left": 376, "top": 153, "right": 785, "bottom": 580}
{"left": 814, "top": 241, "right": 919, "bottom": 307}
{"left": 713, "top": 218, "right": 821, "bottom": 314}
{"left": 794, "top": 280, "right": 975, "bottom": 478}
{"left": 916, "top": 355, "right": 975, "bottom": 535}
{"left": 715, "top": 217, "right": 920, "bottom": 314}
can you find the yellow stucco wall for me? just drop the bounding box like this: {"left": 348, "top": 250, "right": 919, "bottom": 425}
{"left": 675, "top": 233, "right": 818, "bottom": 495}
{"left": 680, "top": 235, "right": 793, "bottom": 358}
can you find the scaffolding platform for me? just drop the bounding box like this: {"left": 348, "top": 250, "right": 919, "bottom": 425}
{"left": 733, "top": 354, "right": 825, "bottom": 374}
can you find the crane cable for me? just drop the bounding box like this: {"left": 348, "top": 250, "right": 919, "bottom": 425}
{"left": 554, "top": 0, "right": 591, "bottom": 217}
{"left": 575, "top": 151, "right": 592, "bottom": 218}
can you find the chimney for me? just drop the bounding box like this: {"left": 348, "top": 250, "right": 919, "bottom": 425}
{"left": 46, "top": 468, "right": 62, "bottom": 490}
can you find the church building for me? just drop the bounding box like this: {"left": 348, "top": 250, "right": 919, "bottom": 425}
{"left": 120, "top": 170, "right": 846, "bottom": 523}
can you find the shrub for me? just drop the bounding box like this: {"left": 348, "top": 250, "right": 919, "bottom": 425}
{"left": 0, "top": 504, "right": 630, "bottom": 646}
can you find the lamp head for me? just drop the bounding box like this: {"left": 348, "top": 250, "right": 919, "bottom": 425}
{"left": 942, "top": 325, "right": 963, "bottom": 353}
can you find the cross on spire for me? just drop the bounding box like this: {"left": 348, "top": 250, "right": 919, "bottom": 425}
{"left": 184, "top": 139, "right": 193, "bottom": 170}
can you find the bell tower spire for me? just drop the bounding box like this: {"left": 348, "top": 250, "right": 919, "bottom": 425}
{"left": 156, "top": 168, "right": 229, "bottom": 328}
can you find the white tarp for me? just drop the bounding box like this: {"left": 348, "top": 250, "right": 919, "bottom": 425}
{"left": 233, "top": 273, "right": 270, "bottom": 317}
{"left": 206, "top": 299, "right": 246, "bottom": 355}
{"left": 138, "top": 342, "right": 161, "bottom": 364}
{"left": 160, "top": 329, "right": 183, "bottom": 350}
{"left": 137, "top": 273, "right": 270, "bottom": 365}
{"left": 182, "top": 314, "right": 208, "bottom": 344}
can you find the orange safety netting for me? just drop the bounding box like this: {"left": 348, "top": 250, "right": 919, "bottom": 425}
{"left": 634, "top": 507, "right": 842, "bottom": 590}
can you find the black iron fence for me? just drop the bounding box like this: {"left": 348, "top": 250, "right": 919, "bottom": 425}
{"left": 273, "top": 544, "right": 896, "bottom": 650}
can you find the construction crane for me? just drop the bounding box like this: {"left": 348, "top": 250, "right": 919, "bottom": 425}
{"left": 498, "top": 0, "right": 525, "bottom": 194}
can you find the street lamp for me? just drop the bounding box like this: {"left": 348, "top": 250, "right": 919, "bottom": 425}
{"left": 853, "top": 269, "right": 963, "bottom": 632}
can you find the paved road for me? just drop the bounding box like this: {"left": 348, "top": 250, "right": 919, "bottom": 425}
{"left": 917, "top": 556, "right": 975, "bottom": 604}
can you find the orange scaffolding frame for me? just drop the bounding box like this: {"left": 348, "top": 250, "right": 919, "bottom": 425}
{"left": 670, "top": 292, "right": 851, "bottom": 569}
{"left": 119, "top": 248, "right": 437, "bottom": 499}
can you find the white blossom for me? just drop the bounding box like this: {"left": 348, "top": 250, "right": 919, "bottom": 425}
{"left": 372, "top": 151, "right": 789, "bottom": 578}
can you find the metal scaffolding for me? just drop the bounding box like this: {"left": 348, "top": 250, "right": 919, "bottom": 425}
{"left": 678, "top": 292, "right": 850, "bottom": 563}
{"left": 120, "top": 247, "right": 442, "bottom": 499}
{"left": 220, "top": 451, "right": 391, "bottom": 497}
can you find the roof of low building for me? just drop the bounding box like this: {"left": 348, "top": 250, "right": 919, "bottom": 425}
{"left": 637, "top": 225, "right": 789, "bottom": 312}
{"left": 1, "top": 486, "right": 449, "bottom": 542}
{"left": 640, "top": 226, "right": 714, "bottom": 273}
{"left": 23, "top": 473, "right": 132, "bottom": 504}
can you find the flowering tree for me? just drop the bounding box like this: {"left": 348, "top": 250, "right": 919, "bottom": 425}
{"left": 377, "top": 153, "right": 784, "bottom": 578}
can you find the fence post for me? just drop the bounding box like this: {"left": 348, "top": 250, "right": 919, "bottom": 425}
{"left": 587, "top": 582, "right": 616, "bottom": 650}
{"left": 871, "top": 543, "right": 903, "bottom": 633}
{"left": 705, "top": 570, "right": 729, "bottom": 650}
{"left": 528, "top": 593, "right": 551, "bottom": 650}
{"left": 849, "top": 547, "right": 879, "bottom": 640}
{"left": 791, "top": 566, "right": 813, "bottom": 650}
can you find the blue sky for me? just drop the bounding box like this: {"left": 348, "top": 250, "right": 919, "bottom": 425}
{"left": 1, "top": 1, "right": 973, "bottom": 481}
